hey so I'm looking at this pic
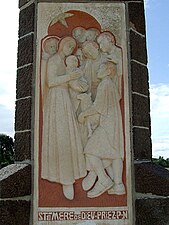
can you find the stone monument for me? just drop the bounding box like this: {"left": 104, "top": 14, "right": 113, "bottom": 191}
{"left": 0, "top": 0, "right": 169, "bottom": 225}
{"left": 35, "top": 3, "right": 132, "bottom": 224}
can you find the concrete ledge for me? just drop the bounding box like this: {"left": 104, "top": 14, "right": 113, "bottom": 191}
{"left": 0, "top": 164, "right": 31, "bottom": 198}
{"left": 135, "top": 162, "right": 169, "bottom": 196}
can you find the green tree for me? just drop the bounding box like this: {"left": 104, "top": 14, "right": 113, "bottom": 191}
{"left": 153, "top": 156, "right": 169, "bottom": 168}
{"left": 0, "top": 134, "right": 14, "bottom": 168}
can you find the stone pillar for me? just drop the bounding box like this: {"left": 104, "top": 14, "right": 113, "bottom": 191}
{"left": 0, "top": 0, "right": 169, "bottom": 225}
{"left": 0, "top": 1, "right": 34, "bottom": 225}
{"left": 128, "top": 2, "right": 169, "bottom": 224}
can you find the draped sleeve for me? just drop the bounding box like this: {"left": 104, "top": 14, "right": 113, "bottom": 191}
{"left": 47, "top": 54, "right": 70, "bottom": 88}
{"left": 94, "top": 77, "right": 118, "bottom": 116}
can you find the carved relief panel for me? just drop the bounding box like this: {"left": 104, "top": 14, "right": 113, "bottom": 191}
{"left": 34, "top": 3, "right": 133, "bottom": 224}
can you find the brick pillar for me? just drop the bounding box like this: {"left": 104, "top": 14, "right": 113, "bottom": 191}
{"left": 128, "top": 2, "right": 169, "bottom": 225}
{"left": 0, "top": 1, "right": 169, "bottom": 225}
{"left": 0, "top": 2, "right": 35, "bottom": 225}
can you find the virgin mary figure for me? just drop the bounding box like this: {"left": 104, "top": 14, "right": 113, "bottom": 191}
{"left": 41, "top": 36, "right": 86, "bottom": 200}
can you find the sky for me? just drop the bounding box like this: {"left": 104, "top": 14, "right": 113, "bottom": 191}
{"left": 145, "top": 0, "right": 169, "bottom": 159}
{"left": 0, "top": 1, "right": 168, "bottom": 159}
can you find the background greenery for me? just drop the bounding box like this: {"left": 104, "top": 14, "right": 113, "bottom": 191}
{"left": 0, "top": 133, "right": 168, "bottom": 170}
{"left": 0, "top": 134, "right": 14, "bottom": 169}
{"left": 153, "top": 156, "right": 169, "bottom": 169}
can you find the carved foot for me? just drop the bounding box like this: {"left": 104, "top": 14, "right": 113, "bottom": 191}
{"left": 87, "top": 177, "right": 113, "bottom": 198}
{"left": 63, "top": 184, "right": 74, "bottom": 200}
{"left": 82, "top": 171, "right": 97, "bottom": 191}
{"left": 108, "top": 183, "right": 125, "bottom": 195}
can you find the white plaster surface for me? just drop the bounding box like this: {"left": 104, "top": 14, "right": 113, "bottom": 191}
{"left": 37, "top": 3, "right": 125, "bottom": 45}
{"left": 34, "top": 2, "right": 133, "bottom": 225}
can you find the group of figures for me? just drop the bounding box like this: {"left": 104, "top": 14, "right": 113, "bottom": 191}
{"left": 41, "top": 26, "right": 125, "bottom": 200}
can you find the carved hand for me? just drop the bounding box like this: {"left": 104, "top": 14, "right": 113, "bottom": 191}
{"left": 78, "top": 79, "right": 89, "bottom": 92}
{"left": 69, "top": 71, "right": 81, "bottom": 80}
{"left": 78, "top": 113, "right": 85, "bottom": 123}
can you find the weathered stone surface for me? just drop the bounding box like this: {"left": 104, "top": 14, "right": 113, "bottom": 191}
{"left": 133, "top": 127, "right": 152, "bottom": 160}
{"left": 131, "top": 61, "right": 149, "bottom": 96}
{"left": 17, "top": 34, "right": 34, "bottom": 68}
{"left": 16, "top": 65, "right": 33, "bottom": 99}
{"left": 136, "top": 198, "right": 169, "bottom": 225}
{"left": 130, "top": 30, "right": 147, "bottom": 64}
{"left": 35, "top": 3, "right": 132, "bottom": 224}
{"left": 19, "top": 3, "right": 35, "bottom": 37}
{"left": 135, "top": 162, "right": 169, "bottom": 196}
{"left": 128, "top": 2, "right": 145, "bottom": 34}
{"left": 0, "top": 164, "right": 31, "bottom": 198}
{"left": 0, "top": 200, "right": 30, "bottom": 225}
{"left": 19, "top": 1, "right": 143, "bottom": 13}
{"left": 15, "top": 98, "right": 32, "bottom": 131}
{"left": 37, "top": 0, "right": 144, "bottom": 3}
{"left": 132, "top": 94, "right": 150, "bottom": 127}
{"left": 15, "top": 131, "right": 31, "bottom": 161}
{"left": 37, "top": 0, "right": 143, "bottom": 3}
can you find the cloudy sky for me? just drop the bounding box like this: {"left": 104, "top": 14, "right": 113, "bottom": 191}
{"left": 0, "top": 1, "right": 168, "bottom": 159}
{"left": 0, "top": 2, "right": 18, "bottom": 137}
{"left": 145, "top": 0, "right": 169, "bottom": 158}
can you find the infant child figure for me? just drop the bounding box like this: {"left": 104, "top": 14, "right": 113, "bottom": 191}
{"left": 66, "top": 55, "right": 79, "bottom": 73}
{"left": 65, "top": 55, "right": 89, "bottom": 112}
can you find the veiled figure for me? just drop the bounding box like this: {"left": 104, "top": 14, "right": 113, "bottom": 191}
{"left": 41, "top": 36, "right": 86, "bottom": 200}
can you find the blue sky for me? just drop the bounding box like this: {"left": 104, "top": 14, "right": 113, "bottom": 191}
{"left": 0, "top": 1, "right": 168, "bottom": 158}
{"left": 145, "top": 0, "right": 169, "bottom": 84}
{"left": 145, "top": 0, "right": 169, "bottom": 158}
{"left": 0, "top": 2, "right": 18, "bottom": 138}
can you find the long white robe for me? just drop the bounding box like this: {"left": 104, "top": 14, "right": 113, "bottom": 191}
{"left": 41, "top": 53, "right": 86, "bottom": 185}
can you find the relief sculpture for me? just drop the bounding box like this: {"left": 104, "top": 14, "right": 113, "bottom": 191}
{"left": 40, "top": 10, "right": 125, "bottom": 203}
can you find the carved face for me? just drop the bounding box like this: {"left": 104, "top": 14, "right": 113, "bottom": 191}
{"left": 66, "top": 55, "right": 78, "bottom": 68}
{"left": 72, "top": 28, "right": 86, "bottom": 44}
{"left": 98, "top": 62, "right": 116, "bottom": 79}
{"left": 97, "top": 63, "right": 110, "bottom": 79}
{"left": 44, "top": 38, "right": 58, "bottom": 55}
{"left": 62, "top": 41, "right": 76, "bottom": 56}
{"left": 82, "top": 43, "right": 99, "bottom": 60}
{"left": 86, "top": 28, "right": 100, "bottom": 42}
{"left": 97, "top": 36, "right": 110, "bottom": 53}
{"left": 86, "top": 30, "right": 96, "bottom": 42}
{"left": 75, "top": 49, "right": 84, "bottom": 65}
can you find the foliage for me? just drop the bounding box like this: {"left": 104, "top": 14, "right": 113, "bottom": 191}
{"left": 153, "top": 156, "right": 169, "bottom": 168}
{"left": 0, "top": 134, "right": 15, "bottom": 169}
